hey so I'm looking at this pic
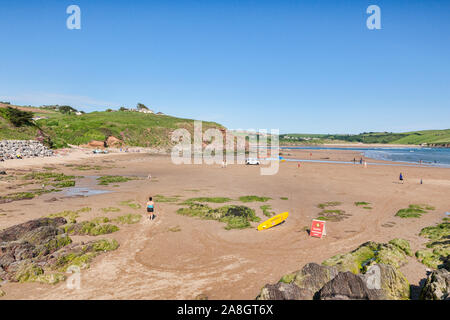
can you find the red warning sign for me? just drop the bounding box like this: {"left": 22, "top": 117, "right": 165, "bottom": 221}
{"left": 310, "top": 219, "right": 326, "bottom": 238}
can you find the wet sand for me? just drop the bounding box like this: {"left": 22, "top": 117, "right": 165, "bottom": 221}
{"left": 0, "top": 148, "right": 449, "bottom": 299}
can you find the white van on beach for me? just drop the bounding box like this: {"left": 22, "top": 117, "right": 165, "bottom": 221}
{"left": 245, "top": 158, "right": 260, "bottom": 165}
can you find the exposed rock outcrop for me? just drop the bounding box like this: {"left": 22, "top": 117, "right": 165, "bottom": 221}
{"left": 322, "top": 240, "right": 411, "bottom": 274}
{"left": 256, "top": 240, "right": 412, "bottom": 300}
{"left": 87, "top": 140, "right": 106, "bottom": 148}
{"left": 318, "top": 271, "right": 382, "bottom": 300}
{"left": 257, "top": 263, "right": 339, "bottom": 300}
{"left": 0, "top": 217, "right": 67, "bottom": 243}
{"left": 257, "top": 282, "right": 314, "bottom": 300}
{"left": 0, "top": 217, "right": 119, "bottom": 284}
{"left": 292, "top": 263, "right": 338, "bottom": 296}
{"left": 420, "top": 269, "right": 450, "bottom": 300}
{"left": 106, "top": 136, "right": 123, "bottom": 147}
{"left": 360, "top": 263, "right": 410, "bottom": 300}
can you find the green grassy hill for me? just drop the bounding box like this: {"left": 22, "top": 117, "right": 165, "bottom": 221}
{"left": 280, "top": 130, "right": 450, "bottom": 146}
{"left": 0, "top": 103, "right": 224, "bottom": 148}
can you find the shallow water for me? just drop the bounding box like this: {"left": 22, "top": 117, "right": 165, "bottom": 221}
{"left": 60, "top": 175, "right": 112, "bottom": 197}
{"left": 281, "top": 146, "right": 450, "bottom": 167}
{"left": 62, "top": 187, "right": 111, "bottom": 197}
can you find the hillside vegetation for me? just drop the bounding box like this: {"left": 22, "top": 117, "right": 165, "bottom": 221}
{"left": 0, "top": 103, "right": 224, "bottom": 148}
{"left": 281, "top": 130, "right": 450, "bottom": 146}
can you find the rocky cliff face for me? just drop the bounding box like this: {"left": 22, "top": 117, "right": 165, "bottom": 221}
{"left": 0, "top": 140, "right": 54, "bottom": 160}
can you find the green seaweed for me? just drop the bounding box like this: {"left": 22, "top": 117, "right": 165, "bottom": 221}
{"left": 97, "top": 175, "right": 135, "bottom": 186}
{"left": 260, "top": 205, "right": 275, "bottom": 217}
{"left": 177, "top": 203, "right": 260, "bottom": 230}
{"left": 317, "top": 201, "right": 342, "bottom": 209}
{"left": 415, "top": 220, "right": 449, "bottom": 269}
{"left": 238, "top": 195, "right": 271, "bottom": 203}
{"left": 182, "top": 197, "right": 231, "bottom": 205}
{"left": 113, "top": 214, "right": 142, "bottom": 224}
{"left": 395, "top": 204, "right": 434, "bottom": 218}
{"left": 119, "top": 200, "right": 141, "bottom": 209}
{"left": 101, "top": 207, "right": 121, "bottom": 213}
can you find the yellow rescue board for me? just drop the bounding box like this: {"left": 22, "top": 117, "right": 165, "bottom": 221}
{"left": 257, "top": 212, "right": 289, "bottom": 231}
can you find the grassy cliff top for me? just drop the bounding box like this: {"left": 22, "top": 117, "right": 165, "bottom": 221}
{"left": 0, "top": 103, "right": 224, "bottom": 148}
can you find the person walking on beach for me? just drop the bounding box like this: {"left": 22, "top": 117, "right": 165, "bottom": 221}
{"left": 399, "top": 173, "right": 404, "bottom": 184}
{"left": 146, "top": 197, "right": 155, "bottom": 220}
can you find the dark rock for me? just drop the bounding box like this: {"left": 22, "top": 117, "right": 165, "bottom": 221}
{"left": 293, "top": 263, "right": 339, "bottom": 295}
{"left": 0, "top": 217, "right": 67, "bottom": 242}
{"left": 257, "top": 282, "right": 314, "bottom": 300}
{"left": 420, "top": 269, "right": 450, "bottom": 300}
{"left": 360, "top": 263, "right": 410, "bottom": 300}
{"left": 20, "top": 226, "right": 62, "bottom": 246}
{"left": 318, "top": 272, "right": 382, "bottom": 300}
{"left": 256, "top": 263, "right": 338, "bottom": 300}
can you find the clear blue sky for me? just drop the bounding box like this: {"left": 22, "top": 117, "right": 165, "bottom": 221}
{"left": 0, "top": 0, "right": 449, "bottom": 134}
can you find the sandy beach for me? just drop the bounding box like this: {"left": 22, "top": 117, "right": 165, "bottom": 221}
{"left": 0, "top": 148, "right": 449, "bottom": 300}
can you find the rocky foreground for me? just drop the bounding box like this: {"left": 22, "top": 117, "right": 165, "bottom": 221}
{"left": 0, "top": 217, "right": 119, "bottom": 297}
{"left": 0, "top": 140, "right": 54, "bottom": 160}
{"left": 257, "top": 240, "right": 449, "bottom": 300}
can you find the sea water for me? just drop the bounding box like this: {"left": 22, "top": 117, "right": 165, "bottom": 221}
{"left": 281, "top": 146, "right": 450, "bottom": 167}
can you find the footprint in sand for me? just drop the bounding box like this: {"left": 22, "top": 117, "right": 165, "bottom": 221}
{"left": 381, "top": 221, "right": 396, "bottom": 228}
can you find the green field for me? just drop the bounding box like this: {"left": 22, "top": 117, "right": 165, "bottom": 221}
{"left": 280, "top": 130, "right": 450, "bottom": 146}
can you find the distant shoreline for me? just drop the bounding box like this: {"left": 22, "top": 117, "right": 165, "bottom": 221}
{"left": 280, "top": 143, "right": 449, "bottom": 148}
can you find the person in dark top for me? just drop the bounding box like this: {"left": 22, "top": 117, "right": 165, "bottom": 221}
{"left": 146, "top": 197, "right": 155, "bottom": 220}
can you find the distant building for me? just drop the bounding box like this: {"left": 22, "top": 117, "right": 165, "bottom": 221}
{"left": 139, "top": 109, "right": 154, "bottom": 114}
{"left": 32, "top": 116, "right": 48, "bottom": 121}
{"left": 130, "top": 108, "right": 154, "bottom": 114}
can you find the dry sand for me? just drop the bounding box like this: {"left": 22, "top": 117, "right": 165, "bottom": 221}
{"left": 0, "top": 148, "right": 449, "bottom": 300}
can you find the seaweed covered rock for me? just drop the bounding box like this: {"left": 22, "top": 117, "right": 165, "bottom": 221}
{"left": 388, "top": 238, "right": 413, "bottom": 256}
{"left": 256, "top": 241, "right": 412, "bottom": 300}
{"left": 292, "top": 263, "right": 338, "bottom": 296}
{"left": 64, "top": 221, "right": 119, "bottom": 236}
{"left": 257, "top": 282, "right": 314, "bottom": 300}
{"left": 0, "top": 217, "right": 67, "bottom": 242}
{"left": 415, "top": 220, "right": 449, "bottom": 269}
{"left": 177, "top": 203, "right": 260, "bottom": 230}
{"left": 256, "top": 263, "right": 338, "bottom": 300}
{"left": 0, "top": 218, "right": 119, "bottom": 285}
{"left": 322, "top": 240, "right": 410, "bottom": 274}
{"left": 360, "top": 263, "right": 410, "bottom": 300}
{"left": 48, "top": 238, "right": 119, "bottom": 271}
{"left": 318, "top": 272, "right": 382, "bottom": 300}
{"left": 420, "top": 269, "right": 450, "bottom": 300}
